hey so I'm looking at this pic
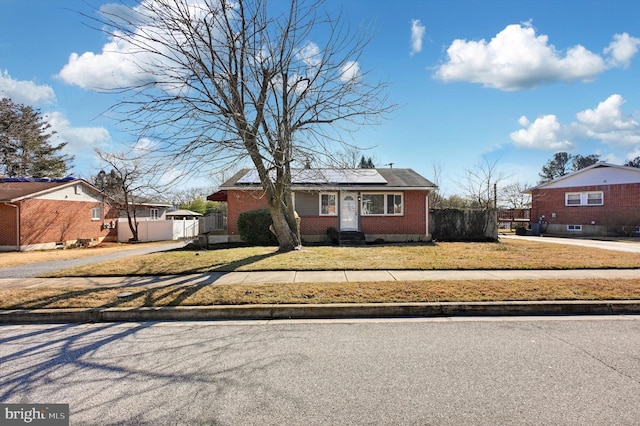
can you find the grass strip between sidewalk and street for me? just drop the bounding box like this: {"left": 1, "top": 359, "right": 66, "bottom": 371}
{"left": 2, "top": 279, "right": 640, "bottom": 309}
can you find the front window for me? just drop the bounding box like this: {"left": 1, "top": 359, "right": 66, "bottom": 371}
{"left": 361, "top": 193, "right": 403, "bottom": 216}
{"left": 320, "top": 193, "right": 337, "bottom": 215}
{"left": 150, "top": 208, "right": 159, "bottom": 220}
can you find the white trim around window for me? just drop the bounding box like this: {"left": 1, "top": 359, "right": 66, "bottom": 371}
{"left": 361, "top": 192, "right": 404, "bottom": 216}
{"left": 91, "top": 206, "right": 101, "bottom": 221}
{"left": 150, "top": 208, "right": 159, "bottom": 220}
{"left": 567, "top": 224, "right": 582, "bottom": 231}
{"left": 565, "top": 191, "right": 603, "bottom": 206}
{"left": 319, "top": 192, "right": 338, "bottom": 216}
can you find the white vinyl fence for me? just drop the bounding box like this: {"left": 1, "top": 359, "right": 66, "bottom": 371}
{"left": 117, "top": 218, "right": 199, "bottom": 242}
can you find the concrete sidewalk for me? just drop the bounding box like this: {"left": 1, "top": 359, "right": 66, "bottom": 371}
{"left": 1, "top": 268, "right": 639, "bottom": 289}
{"left": 2, "top": 269, "right": 639, "bottom": 323}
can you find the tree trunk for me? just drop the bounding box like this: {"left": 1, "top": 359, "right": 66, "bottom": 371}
{"left": 126, "top": 211, "right": 139, "bottom": 242}
{"left": 267, "top": 203, "right": 300, "bottom": 252}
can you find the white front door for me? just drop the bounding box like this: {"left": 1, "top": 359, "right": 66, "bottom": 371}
{"left": 340, "top": 192, "right": 358, "bottom": 231}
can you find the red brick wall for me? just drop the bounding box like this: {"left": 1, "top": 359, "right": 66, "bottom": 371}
{"left": 226, "top": 190, "right": 270, "bottom": 237}
{"left": 0, "top": 204, "right": 18, "bottom": 246}
{"left": 18, "top": 199, "right": 118, "bottom": 247}
{"left": 531, "top": 183, "right": 640, "bottom": 227}
{"left": 227, "top": 189, "right": 428, "bottom": 237}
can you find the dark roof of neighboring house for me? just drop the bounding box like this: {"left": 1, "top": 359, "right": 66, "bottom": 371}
{"left": 218, "top": 168, "right": 436, "bottom": 191}
{"left": 0, "top": 178, "right": 87, "bottom": 202}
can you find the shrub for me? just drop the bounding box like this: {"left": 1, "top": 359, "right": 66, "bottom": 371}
{"left": 326, "top": 227, "right": 339, "bottom": 245}
{"left": 237, "top": 209, "right": 278, "bottom": 246}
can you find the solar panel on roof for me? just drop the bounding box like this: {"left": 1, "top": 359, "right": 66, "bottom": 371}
{"left": 236, "top": 169, "right": 388, "bottom": 185}
{"left": 320, "top": 169, "right": 387, "bottom": 184}
{"left": 236, "top": 170, "right": 262, "bottom": 184}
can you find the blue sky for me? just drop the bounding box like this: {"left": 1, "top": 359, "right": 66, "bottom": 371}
{"left": 1, "top": 0, "right": 639, "bottom": 195}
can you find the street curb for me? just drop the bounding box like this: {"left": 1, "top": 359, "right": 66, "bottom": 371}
{"left": 1, "top": 300, "right": 640, "bottom": 323}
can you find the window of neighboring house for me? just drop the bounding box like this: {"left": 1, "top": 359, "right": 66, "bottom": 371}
{"left": 567, "top": 224, "right": 582, "bottom": 231}
{"left": 565, "top": 191, "right": 603, "bottom": 206}
{"left": 150, "top": 208, "right": 159, "bottom": 220}
{"left": 319, "top": 193, "right": 337, "bottom": 215}
{"left": 361, "top": 193, "right": 403, "bottom": 216}
{"left": 91, "top": 207, "right": 101, "bottom": 221}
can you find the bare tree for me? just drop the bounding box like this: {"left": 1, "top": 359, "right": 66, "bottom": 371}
{"left": 457, "top": 156, "right": 507, "bottom": 209}
{"left": 94, "top": 149, "right": 160, "bottom": 242}
{"left": 427, "top": 161, "right": 445, "bottom": 209}
{"left": 91, "top": 0, "right": 393, "bottom": 251}
{"left": 499, "top": 182, "right": 531, "bottom": 209}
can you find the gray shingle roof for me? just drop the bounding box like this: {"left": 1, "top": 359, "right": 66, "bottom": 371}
{"left": 220, "top": 168, "right": 436, "bottom": 190}
{"left": 0, "top": 181, "right": 76, "bottom": 202}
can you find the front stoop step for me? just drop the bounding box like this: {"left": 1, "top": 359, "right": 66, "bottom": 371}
{"left": 339, "top": 231, "right": 366, "bottom": 246}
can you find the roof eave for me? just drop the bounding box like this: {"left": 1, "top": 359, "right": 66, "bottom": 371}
{"left": 221, "top": 184, "right": 436, "bottom": 191}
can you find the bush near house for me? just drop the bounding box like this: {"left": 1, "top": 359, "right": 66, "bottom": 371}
{"left": 237, "top": 209, "right": 278, "bottom": 246}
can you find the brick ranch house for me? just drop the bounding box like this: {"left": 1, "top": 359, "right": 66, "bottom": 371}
{"left": 0, "top": 177, "right": 118, "bottom": 251}
{"left": 208, "top": 168, "right": 437, "bottom": 244}
{"left": 527, "top": 162, "right": 640, "bottom": 237}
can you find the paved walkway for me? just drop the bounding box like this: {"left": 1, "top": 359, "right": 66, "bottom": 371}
{"left": 0, "top": 241, "right": 187, "bottom": 279}
{"left": 1, "top": 268, "right": 639, "bottom": 290}
{"left": 500, "top": 234, "right": 640, "bottom": 253}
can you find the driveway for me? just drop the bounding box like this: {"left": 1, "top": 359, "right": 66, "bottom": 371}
{"left": 500, "top": 234, "right": 640, "bottom": 253}
{"left": 0, "top": 241, "right": 188, "bottom": 279}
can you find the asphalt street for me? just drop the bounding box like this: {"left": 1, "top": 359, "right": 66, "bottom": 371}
{"left": 1, "top": 317, "right": 639, "bottom": 425}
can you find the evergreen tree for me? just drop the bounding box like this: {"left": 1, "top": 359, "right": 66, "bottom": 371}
{"left": 571, "top": 154, "right": 600, "bottom": 171}
{"left": 624, "top": 156, "right": 640, "bottom": 168}
{"left": 0, "top": 98, "right": 73, "bottom": 177}
{"left": 539, "top": 152, "right": 571, "bottom": 183}
{"left": 539, "top": 152, "right": 602, "bottom": 183}
{"left": 359, "top": 155, "right": 375, "bottom": 168}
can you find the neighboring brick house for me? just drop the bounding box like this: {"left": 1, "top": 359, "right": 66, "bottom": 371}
{"left": 0, "top": 178, "right": 118, "bottom": 251}
{"left": 527, "top": 162, "right": 640, "bottom": 237}
{"left": 208, "top": 168, "right": 437, "bottom": 243}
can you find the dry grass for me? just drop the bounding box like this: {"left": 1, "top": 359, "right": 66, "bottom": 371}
{"left": 43, "top": 239, "right": 640, "bottom": 277}
{"left": 0, "top": 241, "right": 174, "bottom": 268}
{"left": 2, "top": 279, "right": 640, "bottom": 309}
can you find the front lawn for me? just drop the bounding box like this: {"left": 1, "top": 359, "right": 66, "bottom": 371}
{"left": 42, "top": 239, "right": 640, "bottom": 277}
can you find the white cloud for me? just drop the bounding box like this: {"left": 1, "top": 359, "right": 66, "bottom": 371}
{"left": 0, "top": 70, "right": 56, "bottom": 105}
{"left": 44, "top": 111, "right": 111, "bottom": 167}
{"left": 435, "top": 23, "right": 637, "bottom": 91}
{"left": 626, "top": 147, "right": 640, "bottom": 161}
{"left": 132, "top": 137, "right": 158, "bottom": 152}
{"left": 510, "top": 94, "right": 640, "bottom": 150}
{"left": 575, "top": 94, "right": 640, "bottom": 145}
{"left": 510, "top": 114, "right": 574, "bottom": 150}
{"left": 339, "top": 61, "right": 360, "bottom": 83}
{"left": 58, "top": 33, "right": 163, "bottom": 91}
{"left": 297, "top": 41, "right": 322, "bottom": 68}
{"left": 58, "top": 0, "right": 197, "bottom": 91}
{"left": 410, "top": 19, "right": 426, "bottom": 57}
{"left": 604, "top": 33, "right": 640, "bottom": 68}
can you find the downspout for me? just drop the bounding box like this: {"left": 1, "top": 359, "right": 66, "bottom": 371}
{"left": 2, "top": 202, "right": 20, "bottom": 251}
